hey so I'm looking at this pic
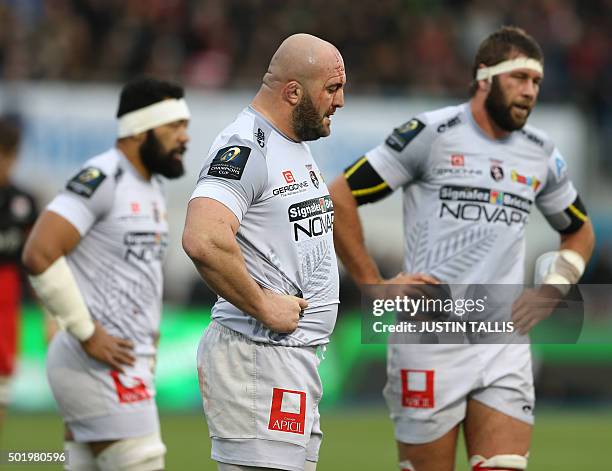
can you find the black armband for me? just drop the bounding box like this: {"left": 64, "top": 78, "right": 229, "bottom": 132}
{"left": 344, "top": 156, "right": 393, "bottom": 206}
{"left": 544, "top": 195, "right": 588, "bottom": 234}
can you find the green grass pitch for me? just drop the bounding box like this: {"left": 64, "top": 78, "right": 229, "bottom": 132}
{"left": 1, "top": 408, "right": 610, "bottom": 469}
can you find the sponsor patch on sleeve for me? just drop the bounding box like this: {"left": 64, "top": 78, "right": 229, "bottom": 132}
{"left": 66, "top": 167, "right": 107, "bottom": 198}
{"left": 385, "top": 118, "right": 425, "bottom": 152}
{"left": 207, "top": 145, "right": 252, "bottom": 180}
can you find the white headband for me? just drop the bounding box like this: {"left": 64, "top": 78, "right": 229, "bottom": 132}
{"left": 117, "top": 98, "right": 190, "bottom": 138}
{"left": 476, "top": 57, "right": 543, "bottom": 82}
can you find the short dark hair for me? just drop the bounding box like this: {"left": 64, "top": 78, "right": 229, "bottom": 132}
{"left": 116, "top": 77, "right": 185, "bottom": 118}
{"left": 469, "top": 26, "right": 543, "bottom": 96}
{"left": 0, "top": 115, "right": 22, "bottom": 155}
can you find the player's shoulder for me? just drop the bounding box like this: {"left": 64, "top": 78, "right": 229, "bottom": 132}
{"left": 385, "top": 104, "right": 465, "bottom": 152}
{"left": 82, "top": 148, "right": 122, "bottom": 173}
{"left": 515, "top": 123, "right": 555, "bottom": 156}
{"left": 65, "top": 148, "right": 120, "bottom": 199}
{"left": 204, "top": 109, "right": 268, "bottom": 179}
{"left": 418, "top": 103, "right": 466, "bottom": 130}
{"left": 212, "top": 108, "right": 268, "bottom": 155}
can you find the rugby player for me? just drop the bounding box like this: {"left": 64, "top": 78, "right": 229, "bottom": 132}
{"left": 329, "top": 26, "right": 595, "bottom": 471}
{"left": 182, "top": 34, "right": 345, "bottom": 471}
{"left": 0, "top": 116, "right": 38, "bottom": 435}
{"left": 22, "top": 77, "right": 190, "bottom": 471}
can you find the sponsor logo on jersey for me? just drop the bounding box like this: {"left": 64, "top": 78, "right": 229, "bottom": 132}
{"left": 490, "top": 164, "right": 504, "bottom": 181}
{"left": 256, "top": 128, "right": 265, "bottom": 148}
{"left": 110, "top": 371, "right": 151, "bottom": 404}
{"left": 451, "top": 154, "right": 464, "bottom": 167}
{"left": 289, "top": 196, "right": 334, "bottom": 241}
{"left": 519, "top": 128, "right": 544, "bottom": 147}
{"left": 207, "top": 145, "right": 251, "bottom": 180}
{"left": 385, "top": 118, "right": 425, "bottom": 152}
{"left": 283, "top": 170, "right": 295, "bottom": 184}
{"left": 309, "top": 170, "right": 319, "bottom": 188}
{"left": 272, "top": 180, "right": 309, "bottom": 197}
{"left": 511, "top": 170, "right": 541, "bottom": 190}
{"left": 130, "top": 202, "right": 140, "bottom": 214}
{"left": 555, "top": 155, "right": 566, "bottom": 179}
{"left": 439, "top": 185, "right": 532, "bottom": 226}
{"left": 401, "top": 369, "right": 434, "bottom": 409}
{"left": 124, "top": 231, "right": 168, "bottom": 263}
{"left": 66, "top": 167, "right": 106, "bottom": 198}
{"left": 436, "top": 114, "right": 461, "bottom": 133}
{"left": 268, "top": 388, "right": 306, "bottom": 434}
{"left": 434, "top": 167, "right": 483, "bottom": 178}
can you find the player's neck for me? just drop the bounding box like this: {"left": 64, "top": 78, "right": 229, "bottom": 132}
{"left": 251, "top": 91, "right": 299, "bottom": 142}
{"left": 470, "top": 98, "right": 511, "bottom": 140}
{"left": 116, "top": 142, "right": 152, "bottom": 181}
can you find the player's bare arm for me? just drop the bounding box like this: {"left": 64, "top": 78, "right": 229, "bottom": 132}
{"left": 183, "top": 197, "right": 307, "bottom": 334}
{"left": 328, "top": 175, "right": 382, "bottom": 284}
{"left": 22, "top": 210, "right": 135, "bottom": 371}
{"left": 329, "top": 165, "right": 438, "bottom": 289}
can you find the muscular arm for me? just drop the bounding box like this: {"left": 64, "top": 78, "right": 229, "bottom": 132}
{"left": 559, "top": 218, "right": 595, "bottom": 264}
{"left": 22, "top": 210, "right": 134, "bottom": 369}
{"left": 182, "top": 197, "right": 305, "bottom": 333}
{"left": 328, "top": 176, "right": 383, "bottom": 284}
{"left": 22, "top": 210, "right": 81, "bottom": 274}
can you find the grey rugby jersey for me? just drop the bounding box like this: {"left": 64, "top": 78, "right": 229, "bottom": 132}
{"left": 48, "top": 148, "right": 168, "bottom": 355}
{"left": 191, "top": 107, "right": 339, "bottom": 346}
{"left": 367, "top": 103, "right": 577, "bottom": 284}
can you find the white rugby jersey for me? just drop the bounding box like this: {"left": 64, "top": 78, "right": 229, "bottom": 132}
{"left": 367, "top": 103, "right": 577, "bottom": 284}
{"left": 191, "top": 106, "right": 339, "bottom": 346}
{"left": 48, "top": 148, "right": 168, "bottom": 355}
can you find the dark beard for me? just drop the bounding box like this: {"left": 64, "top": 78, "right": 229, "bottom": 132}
{"left": 140, "top": 130, "right": 185, "bottom": 179}
{"left": 485, "top": 78, "right": 530, "bottom": 132}
{"left": 291, "top": 92, "right": 327, "bottom": 142}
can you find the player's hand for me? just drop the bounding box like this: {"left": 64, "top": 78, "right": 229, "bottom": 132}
{"left": 80, "top": 321, "right": 135, "bottom": 372}
{"left": 259, "top": 289, "right": 308, "bottom": 334}
{"left": 377, "top": 272, "right": 440, "bottom": 299}
{"left": 512, "top": 285, "right": 564, "bottom": 334}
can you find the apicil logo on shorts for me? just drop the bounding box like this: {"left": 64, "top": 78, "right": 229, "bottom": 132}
{"left": 401, "top": 369, "right": 435, "bottom": 409}
{"left": 268, "top": 388, "right": 306, "bottom": 434}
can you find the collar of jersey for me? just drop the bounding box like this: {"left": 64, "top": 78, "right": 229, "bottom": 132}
{"left": 114, "top": 147, "right": 150, "bottom": 183}
{"left": 464, "top": 102, "right": 516, "bottom": 145}
{"left": 246, "top": 106, "right": 301, "bottom": 144}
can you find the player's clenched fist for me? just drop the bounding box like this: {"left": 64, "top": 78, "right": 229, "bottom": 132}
{"left": 258, "top": 289, "right": 308, "bottom": 333}
{"left": 81, "top": 321, "right": 135, "bottom": 372}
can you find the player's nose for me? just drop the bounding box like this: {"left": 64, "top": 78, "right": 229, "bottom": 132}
{"left": 333, "top": 88, "right": 345, "bottom": 108}
{"left": 522, "top": 79, "right": 538, "bottom": 100}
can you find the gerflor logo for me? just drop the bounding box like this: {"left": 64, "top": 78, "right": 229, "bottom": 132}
{"left": 268, "top": 388, "right": 306, "bottom": 434}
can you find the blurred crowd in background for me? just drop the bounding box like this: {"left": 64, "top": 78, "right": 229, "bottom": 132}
{"left": 0, "top": 0, "right": 610, "bottom": 171}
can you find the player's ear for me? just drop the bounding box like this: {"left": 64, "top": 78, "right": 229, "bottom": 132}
{"left": 130, "top": 131, "right": 148, "bottom": 145}
{"left": 283, "top": 80, "right": 302, "bottom": 106}
{"left": 477, "top": 63, "right": 491, "bottom": 93}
